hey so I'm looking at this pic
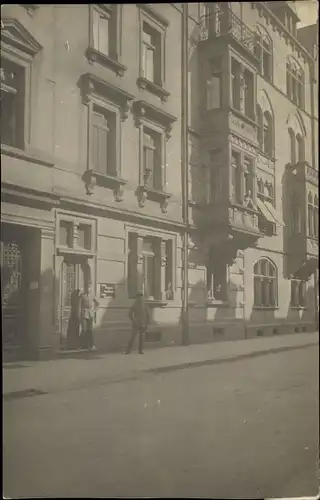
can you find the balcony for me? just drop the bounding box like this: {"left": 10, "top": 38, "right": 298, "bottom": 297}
{"left": 288, "top": 160, "right": 318, "bottom": 187}
{"left": 198, "top": 200, "right": 262, "bottom": 264}
{"left": 199, "top": 8, "right": 257, "bottom": 61}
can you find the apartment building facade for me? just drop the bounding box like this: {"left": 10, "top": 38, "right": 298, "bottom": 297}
{"left": 1, "top": 3, "right": 318, "bottom": 360}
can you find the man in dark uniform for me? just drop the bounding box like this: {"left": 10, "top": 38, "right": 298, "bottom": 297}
{"left": 125, "top": 292, "right": 149, "bottom": 355}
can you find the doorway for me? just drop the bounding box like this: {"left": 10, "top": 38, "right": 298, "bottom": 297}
{"left": 60, "top": 255, "right": 91, "bottom": 345}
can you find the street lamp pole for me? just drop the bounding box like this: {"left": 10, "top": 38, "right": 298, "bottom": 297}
{"left": 181, "top": 2, "right": 189, "bottom": 346}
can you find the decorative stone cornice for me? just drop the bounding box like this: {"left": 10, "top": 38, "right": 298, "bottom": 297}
{"left": 133, "top": 100, "right": 177, "bottom": 139}
{"left": 81, "top": 73, "right": 134, "bottom": 121}
{"left": 229, "top": 134, "right": 258, "bottom": 155}
{"left": 1, "top": 17, "right": 43, "bottom": 56}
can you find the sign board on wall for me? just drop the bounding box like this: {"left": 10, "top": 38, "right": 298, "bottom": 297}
{"left": 100, "top": 283, "right": 116, "bottom": 299}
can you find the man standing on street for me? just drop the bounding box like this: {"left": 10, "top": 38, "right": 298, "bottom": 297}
{"left": 80, "top": 281, "right": 100, "bottom": 352}
{"left": 125, "top": 292, "right": 149, "bottom": 355}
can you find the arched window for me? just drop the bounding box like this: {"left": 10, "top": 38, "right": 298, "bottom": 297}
{"left": 286, "top": 58, "right": 305, "bottom": 108}
{"left": 256, "top": 105, "right": 263, "bottom": 149}
{"left": 288, "top": 128, "right": 296, "bottom": 164}
{"left": 291, "top": 192, "right": 301, "bottom": 234}
{"left": 308, "top": 192, "right": 314, "bottom": 237}
{"left": 296, "top": 134, "right": 304, "bottom": 163}
{"left": 253, "top": 258, "right": 278, "bottom": 307}
{"left": 254, "top": 27, "right": 272, "bottom": 82}
{"left": 263, "top": 111, "right": 273, "bottom": 157}
{"left": 314, "top": 195, "right": 318, "bottom": 238}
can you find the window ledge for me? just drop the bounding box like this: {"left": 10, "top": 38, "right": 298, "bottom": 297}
{"left": 253, "top": 306, "right": 280, "bottom": 311}
{"left": 290, "top": 306, "right": 307, "bottom": 310}
{"left": 137, "top": 77, "right": 170, "bottom": 102}
{"left": 145, "top": 299, "right": 168, "bottom": 308}
{"left": 83, "top": 170, "right": 127, "bottom": 201}
{"left": 137, "top": 185, "right": 171, "bottom": 213}
{"left": 1, "top": 144, "right": 55, "bottom": 167}
{"left": 257, "top": 150, "right": 276, "bottom": 163}
{"left": 229, "top": 107, "right": 257, "bottom": 128}
{"left": 56, "top": 247, "right": 95, "bottom": 257}
{"left": 206, "top": 300, "right": 229, "bottom": 308}
{"left": 86, "top": 48, "right": 127, "bottom": 77}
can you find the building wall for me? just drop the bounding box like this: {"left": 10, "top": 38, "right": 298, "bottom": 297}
{"left": 1, "top": 3, "right": 318, "bottom": 358}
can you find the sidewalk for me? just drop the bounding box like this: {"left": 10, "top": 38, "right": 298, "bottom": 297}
{"left": 3, "top": 332, "right": 319, "bottom": 398}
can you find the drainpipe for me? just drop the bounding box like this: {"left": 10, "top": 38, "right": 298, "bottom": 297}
{"left": 309, "top": 58, "right": 318, "bottom": 330}
{"left": 181, "top": 2, "right": 189, "bottom": 346}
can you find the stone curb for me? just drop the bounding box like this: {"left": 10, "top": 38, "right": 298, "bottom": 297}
{"left": 3, "top": 340, "right": 318, "bottom": 401}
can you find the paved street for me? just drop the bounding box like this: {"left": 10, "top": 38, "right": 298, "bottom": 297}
{"left": 3, "top": 343, "right": 319, "bottom": 498}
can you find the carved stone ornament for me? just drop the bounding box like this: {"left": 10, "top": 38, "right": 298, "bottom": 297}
{"left": 161, "top": 197, "right": 169, "bottom": 214}
{"left": 85, "top": 171, "right": 97, "bottom": 195}
{"left": 138, "top": 187, "right": 148, "bottom": 207}
{"left": 229, "top": 134, "right": 257, "bottom": 155}
{"left": 114, "top": 185, "right": 125, "bottom": 202}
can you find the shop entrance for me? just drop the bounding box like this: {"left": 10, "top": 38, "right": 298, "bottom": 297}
{"left": 1, "top": 223, "right": 30, "bottom": 359}
{"left": 60, "top": 255, "right": 91, "bottom": 346}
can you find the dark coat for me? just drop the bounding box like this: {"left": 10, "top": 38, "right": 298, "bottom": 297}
{"left": 129, "top": 297, "right": 150, "bottom": 329}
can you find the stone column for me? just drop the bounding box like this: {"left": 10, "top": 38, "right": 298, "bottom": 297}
{"left": 160, "top": 240, "right": 167, "bottom": 300}
{"left": 37, "top": 227, "right": 56, "bottom": 359}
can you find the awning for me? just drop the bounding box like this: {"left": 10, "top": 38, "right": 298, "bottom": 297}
{"left": 256, "top": 198, "right": 277, "bottom": 224}
{"left": 294, "top": 258, "right": 318, "bottom": 280}
{"left": 264, "top": 201, "right": 285, "bottom": 227}
{"left": 256, "top": 198, "right": 284, "bottom": 227}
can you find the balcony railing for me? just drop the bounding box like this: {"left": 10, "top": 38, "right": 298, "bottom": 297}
{"left": 199, "top": 8, "right": 256, "bottom": 57}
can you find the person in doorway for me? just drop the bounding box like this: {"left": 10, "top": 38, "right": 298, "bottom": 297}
{"left": 125, "top": 292, "right": 150, "bottom": 355}
{"left": 67, "top": 289, "right": 81, "bottom": 349}
{"left": 80, "top": 282, "right": 100, "bottom": 352}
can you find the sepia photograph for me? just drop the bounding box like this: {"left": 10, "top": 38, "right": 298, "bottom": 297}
{"left": 1, "top": 1, "right": 319, "bottom": 498}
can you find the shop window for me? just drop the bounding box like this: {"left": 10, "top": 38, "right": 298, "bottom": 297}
{"left": 296, "top": 134, "right": 304, "bottom": 162}
{"left": 253, "top": 258, "right": 278, "bottom": 308}
{"left": 243, "top": 69, "right": 254, "bottom": 119}
{"left": 207, "top": 255, "right": 227, "bottom": 302}
{"left": 291, "top": 279, "right": 306, "bottom": 308}
{"left": 231, "top": 58, "right": 240, "bottom": 110}
{"left": 254, "top": 26, "right": 272, "bottom": 82}
{"left": 289, "top": 128, "right": 296, "bottom": 165}
{"left": 291, "top": 192, "right": 302, "bottom": 234}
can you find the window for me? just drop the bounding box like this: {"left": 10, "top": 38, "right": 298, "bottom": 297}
{"left": 253, "top": 258, "right": 277, "bottom": 307}
{"left": 243, "top": 69, "right": 254, "bottom": 119}
{"left": 142, "top": 237, "right": 156, "bottom": 298}
{"left": 206, "top": 57, "right": 222, "bottom": 110}
{"left": 291, "top": 192, "right": 302, "bottom": 234}
{"left": 207, "top": 253, "right": 227, "bottom": 301}
{"left": 92, "top": 5, "right": 117, "bottom": 59}
{"left": 127, "top": 232, "right": 174, "bottom": 300}
{"left": 243, "top": 156, "right": 254, "bottom": 197}
{"left": 308, "top": 192, "right": 318, "bottom": 238}
{"left": 314, "top": 196, "right": 319, "bottom": 238}
{"left": 91, "top": 105, "right": 117, "bottom": 176}
{"left": 254, "top": 27, "right": 272, "bottom": 81}
{"left": 257, "top": 105, "right": 263, "bottom": 149}
{"left": 296, "top": 134, "right": 304, "bottom": 163}
{"left": 1, "top": 59, "right": 25, "bottom": 149}
{"left": 291, "top": 279, "right": 306, "bottom": 308}
{"left": 143, "top": 129, "right": 162, "bottom": 190}
{"left": 263, "top": 112, "right": 273, "bottom": 157}
{"left": 142, "top": 22, "right": 161, "bottom": 85}
{"left": 231, "top": 58, "right": 240, "bottom": 110}
{"left": 78, "top": 224, "right": 92, "bottom": 250}
{"left": 286, "top": 59, "right": 304, "bottom": 108}
{"left": 59, "top": 221, "right": 73, "bottom": 247}
{"left": 289, "top": 128, "right": 296, "bottom": 165}
{"left": 231, "top": 151, "right": 242, "bottom": 204}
